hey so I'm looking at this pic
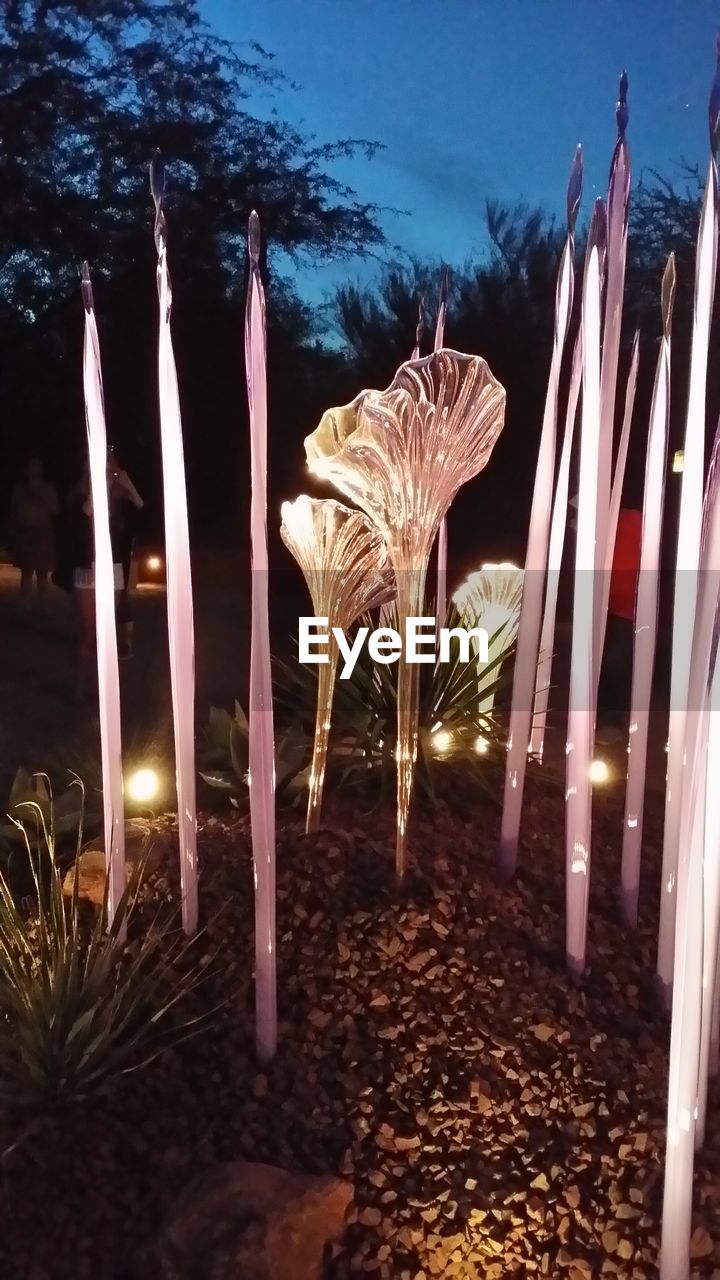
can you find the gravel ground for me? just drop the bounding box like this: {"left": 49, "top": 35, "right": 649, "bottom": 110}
{"left": 1, "top": 773, "right": 719, "bottom": 1280}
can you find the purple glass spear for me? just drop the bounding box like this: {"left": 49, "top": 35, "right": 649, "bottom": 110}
{"left": 245, "top": 210, "right": 277, "bottom": 1063}
{"left": 530, "top": 333, "right": 582, "bottom": 761}
{"left": 594, "top": 72, "right": 631, "bottom": 681}
{"left": 499, "top": 146, "right": 583, "bottom": 874}
{"left": 661, "top": 415, "right": 720, "bottom": 1279}
{"left": 602, "top": 329, "right": 640, "bottom": 623}
{"left": 695, "top": 421, "right": 720, "bottom": 1148}
{"left": 565, "top": 196, "right": 606, "bottom": 976}
{"left": 150, "top": 154, "right": 198, "bottom": 937}
{"left": 657, "top": 51, "right": 720, "bottom": 1004}
{"left": 80, "top": 265, "right": 126, "bottom": 937}
{"left": 434, "top": 266, "right": 451, "bottom": 624}
{"left": 621, "top": 259, "right": 675, "bottom": 927}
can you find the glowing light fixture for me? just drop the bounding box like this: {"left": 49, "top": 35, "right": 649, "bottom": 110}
{"left": 126, "top": 768, "right": 160, "bottom": 804}
{"left": 432, "top": 728, "right": 452, "bottom": 753}
{"left": 589, "top": 759, "right": 610, "bottom": 785}
{"left": 672, "top": 449, "right": 685, "bottom": 474}
{"left": 146, "top": 554, "right": 162, "bottom": 572}
{"left": 475, "top": 735, "right": 489, "bottom": 755}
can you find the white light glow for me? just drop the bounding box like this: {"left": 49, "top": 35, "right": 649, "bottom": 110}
{"left": 432, "top": 729, "right": 452, "bottom": 753}
{"left": 673, "top": 449, "right": 685, "bottom": 473}
{"left": 474, "top": 735, "right": 489, "bottom": 755}
{"left": 146, "top": 555, "right": 162, "bottom": 571}
{"left": 589, "top": 759, "right": 609, "bottom": 784}
{"left": 126, "top": 768, "right": 160, "bottom": 803}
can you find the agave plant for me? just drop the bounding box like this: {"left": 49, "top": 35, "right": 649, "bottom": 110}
{"left": 0, "top": 778, "right": 214, "bottom": 1109}
{"left": 274, "top": 604, "right": 514, "bottom": 809}
{"left": 197, "top": 702, "right": 309, "bottom": 806}
{"left": 0, "top": 768, "right": 99, "bottom": 860}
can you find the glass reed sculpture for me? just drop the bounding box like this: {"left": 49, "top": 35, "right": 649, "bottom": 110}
{"left": 304, "top": 349, "right": 506, "bottom": 876}
{"left": 453, "top": 563, "right": 524, "bottom": 715}
{"left": 280, "top": 495, "right": 395, "bottom": 832}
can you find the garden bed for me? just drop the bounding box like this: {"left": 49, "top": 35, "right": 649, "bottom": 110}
{"left": 1, "top": 777, "right": 718, "bottom": 1279}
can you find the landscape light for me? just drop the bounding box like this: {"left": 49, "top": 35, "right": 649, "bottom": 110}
{"left": 126, "top": 767, "right": 159, "bottom": 803}
{"left": 589, "top": 759, "right": 609, "bottom": 784}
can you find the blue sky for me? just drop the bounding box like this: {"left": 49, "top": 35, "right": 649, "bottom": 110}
{"left": 200, "top": 0, "right": 719, "bottom": 303}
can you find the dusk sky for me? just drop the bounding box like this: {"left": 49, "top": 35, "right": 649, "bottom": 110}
{"left": 200, "top": 0, "right": 719, "bottom": 302}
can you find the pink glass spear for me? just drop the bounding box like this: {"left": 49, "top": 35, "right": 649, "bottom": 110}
{"left": 530, "top": 334, "right": 582, "bottom": 761}
{"left": 597, "top": 331, "right": 640, "bottom": 683}
{"left": 697, "top": 556, "right": 720, "bottom": 1147}
{"left": 660, "top": 418, "right": 720, "bottom": 1280}
{"left": 245, "top": 210, "right": 277, "bottom": 1063}
{"left": 658, "top": 59, "right": 720, "bottom": 1003}
{"left": 434, "top": 267, "right": 451, "bottom": 626}
{"left": 565, "top": 197, "right": 605, "bottom": 977}
{"left": 499, "top": 146, "right": 583, "bottom": 874}
{"left": 621, "top": 259, "right": 675, "bottom": 927}
{"left": 695, "top": 424, "right": 720, "bottom": 1148}
{"left": 150, "top": 154, "right": 198, "bottom": 937}
{"left": 80, "top": 265, "right": 126, "bottom": 937}
{"left": 594, "top": 73, "right": 631, "bottom": 680}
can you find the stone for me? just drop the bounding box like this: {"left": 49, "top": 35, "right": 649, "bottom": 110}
{"left": 155, "top": 1160, "right": 353, "bottom": 1279}
{"left": 689, "top": 1228, "right": 714, "bottom": 1259}
{"left": 63, "top": 820, "right": 168, "bottom": 904}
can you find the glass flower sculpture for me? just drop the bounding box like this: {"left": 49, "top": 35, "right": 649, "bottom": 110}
{"left": 304, "top": 349, "right": 506, "bottom": 875}
{"left": 453, "top": 562, "right": 524, "bottom": 715}
{"left": 280, "top": 495, "right": 395, "bottom": 832}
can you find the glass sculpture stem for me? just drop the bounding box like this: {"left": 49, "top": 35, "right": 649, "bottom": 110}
{"left": 81, "top": 279, "right": 126, "bottom": 940}
{"left": 436, "top": 520, "right": 448, "bottom": 628}
{"left": 530, "top": 334, "right": 582, "bottom": 760}
{"left": 661, "top": 427, "right": 720, "bottom": 1275}
{"left": 595, "top": 334, "right": 639, "bottom": 697}
{"left": 245, "top": 215, "right": 277, "bottom": 1064}
{"left": 434, "top": 273, "right": 448, "bottom": 625}
{"left": 621, "top": 327, "right": 669, "bottom": 926}
{"left": 395, "top": 569, "right": 425, "bottom": 878}
{"left": 593, "top": 136, "right": 630, "bottom": 682}
{"left": 658, "top": 164, "right": 718, "bottom": 1003}
{"left": 500, "top": 233, "right": 574, "bottom": 874}
{"left": 306, "top": 649, "right": 337, "bottom": 833}
{"left": 565, "top": 241, "right": 601, "bottom": 976}
{"left": 157, "top": 248, "right": 198, "bottom": 937}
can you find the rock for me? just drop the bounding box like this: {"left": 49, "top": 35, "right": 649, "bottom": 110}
{"left": 155, "top": 1161, "right": 353, "bottom": 1279}
{"left": 689, "top": 1227, "right": 714, "bottom": 1259}
{"left": 63, "top": 822, "right": 169, "bottom": 904}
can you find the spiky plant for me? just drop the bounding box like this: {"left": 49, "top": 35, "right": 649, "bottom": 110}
{"left": 273, "top": 604, "right": 515, "bottom": 806}
{"left": 0, "top": 777, "right": 214, "bottom": 1110}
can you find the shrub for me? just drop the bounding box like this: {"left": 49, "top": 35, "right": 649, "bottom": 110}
{"left": 0, "top": 779, "right": 214, "bottom": 1110}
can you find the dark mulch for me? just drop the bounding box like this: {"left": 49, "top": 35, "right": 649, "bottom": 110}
{"left": 0, "top": 776, "right": 718, "bottom": 1280}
